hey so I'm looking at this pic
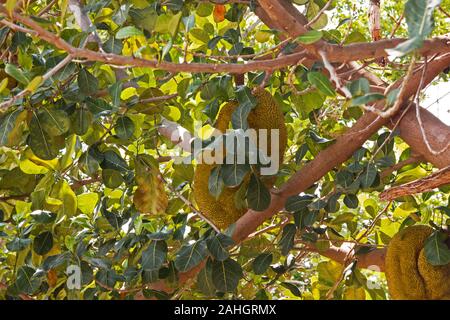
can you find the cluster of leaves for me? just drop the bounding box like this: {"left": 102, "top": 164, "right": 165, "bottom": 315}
{"left": 0, "top": 0, "right": 448, "bottom": 300}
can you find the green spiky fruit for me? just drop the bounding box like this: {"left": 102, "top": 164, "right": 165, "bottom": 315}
{"left": 193, "top": 88, "right": 287, "bottom": 229}
{"left": 385, "top": 225, "right": 450, "bottom": 300}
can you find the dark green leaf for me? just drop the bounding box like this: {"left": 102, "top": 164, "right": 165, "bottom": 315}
{"left": 351, "top": 93, "right": 384, "bottom": 106}
{"left": 349, "top": 78, "right": 370, "bottom": 97}
{"left": 72, "top": 107, "right": 93, "bottom": 136}
{"left": 206, "top": 234, "right": 234, "bottom": 261}
{"left": 221, "top": 163, "right": 250, "bottom": 187}
{"left": 15, "top": 266, "right": 41, "bottom": 295}
{"left": 109, "top": 82, "right": 122, "bottom": 107}
{"left": 279, "top": 224, "right": 296, "bottom": 256}
{"left": 247, "top": 173, "right": 271, "bottom": 212}
{"left": 6, "top": 238, "right": 31, "bottom": 252}
{"left": 30, "top": 210, "right": 56, "bottom": 224}
{"left": 208, "top": 165, "right": 224, "bottom": 199}
{"left": 344, "top": 194, "right": 359, "bottom": 209}
{"left": 197, "top": 260, "right": 215, "bottom": 296}
{"left": 361, "top": 164, "right": 377, "bottom": 188}
{"left": 29, "top": 112, "right": 60, "bottom": 160}
{"left": 141, "top": 241, "right": 168, "bottom": 271}
{"left": 33, "top": 231, "right": 53, "bottom": 255}
{"left": 285, "top": 194, "right": 315, "bottom": 212}
{"left": 253, "top": 253, "right": 273, "bottom": 275}
{"left": 212, "top": 258, "right": 243, "bottom": 292}
{"left": 175, "top": 240, "right": 208, "bottom": 272}
{"left": 424, "top": 231, "right": 450, "bottom": 266}
{"left": 101, "top": 150, "right": 129, "bottom": 172}
{"left": 115, "top": 116, "right": 135, "bottom": 140}
{"left": 77, "top": 68, "right": 98, "bottom": 96}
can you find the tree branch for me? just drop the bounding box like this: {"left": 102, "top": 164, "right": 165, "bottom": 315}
{"left": 0, "top": 8, "right": 310, "bottom": 74}
{"left": 379, "top": 165, "right": 450, "bottom": 201}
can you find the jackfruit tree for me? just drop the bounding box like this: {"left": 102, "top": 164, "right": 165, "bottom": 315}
{"left": 0, "top": 0, "right": 449, "bottom": 300}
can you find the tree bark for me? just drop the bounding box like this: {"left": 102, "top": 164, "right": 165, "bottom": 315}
{"left": 380, "top": 165, "right": 450, "bottom": 201}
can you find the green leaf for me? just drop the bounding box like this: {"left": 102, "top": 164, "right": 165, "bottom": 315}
{"left": 25, "top": 76, "right": 43, "bottom": 93}
{"left": 77, "top": 193, "right": 99, "bottom": 215}
{"left": 436, "top": 206, "right": 450, "bottom": 217}
{"left": 253, "top": 253, "right": 273, "bottom": 275}
{"left": 308, "top": 199, "right": 327, "bottom": 210}
{"left": 39, "top": 108, "right": 71, "bottom": 136}
{"left": 386, "top": 0, "right": 441, "bottom": 57}
{"left": 306, "top": 2, "right": 328, "bottom": 29}
{"left": 279, "top": 224, "right": 297, "bottom": 255}
{"left": 351, "top": 93, "right": 385, "bottom": 106}
{"left": 5, "top": 63, "right": 29, "bottom": 85}
{"left": 285, "top": 194, "right": 315, "bottom": 212}
{"left": 30, "top": 210, "right": 56, "bottom": 224}
{"left": 247, "top": 173, "right": 271, "bottom": 212}
{"left": 28, "top": 112, "right": 60, "bottom": 160}
{"left": 281, "top": 282, "right": 302, "bottom": 297}
{"left": 115, "top": 26, "right": 144, "bottom": 39}
{"left": 85, "top": 98, "right": 117, "bottom": 117}
{"left": 72, "top": 107, "right": 93, "bottom": 136}
{"left": 141, "top": 241, "right": 168, "bottom": 270}
{"left": 307, "top": 72, "right": 335, "bottom": 97}
{"left": 175, "top": 240, "right": 208, "bottom": 272}
{"left": 42, "top": 253, "right": 71, "bottom": 271}
{"left": 109, "top": 82, "right": 122, "bottom": 107}
{"left": 361, "top": 164, "right": 377, "bottom": 188}
{"left": 349, "top": 78, "right": 370, "bottom": 97}
{"left": 344, "top": 194, "right": 359, "bottom": 209}
{"left": 206, "top": 234, "right": 234, "bottom": 261}
{"left": 77, "top": 68, "right": 98, "bottom": 96}
{"left": 197, "top": 260, "right": 215, "bottom": 296}
{"left": 385, "top": 38, "right": 423, "bottom": 58}
{"left": 405, "top": 0, "right": 441, "bottom": 38}
{"left": 297, "top": 30, "right": 323, "bottom": 44}
{"left": 0, "top": 108, "right": 25, "bottom": 147}
{"left": 424, "top": 230, "right": 450, "bottom": 266}
{"left": 232, "top": 86, "right": 257, "bottom": 129}
{"left": 6, "top": 237, "right": 31, "bottom": 252}
{"left": 221, "top": 163, "right": 250, "bottom": 187}
{"left": 102, "top": 169, "right": 124, "bottom": 188}
{"left": 386, "top": 88, "right": 400, "bottom": 106}
{"left": 115, "top": 116, "right": 135, "bottom": 140}
{"left": 101, "top": 150, "right": 128, "bottom": 172}
{"left": 212, "top": 258, "right": 243, "bottom": 292}
{"left": 15, "top": 266, "right": 41, "bottom": 295}
{"left": 33, "top": 231, "right": 53, "bottom": 255}
{"left": 208, "top": 165, "right": 224, "bottom": 199}
{"left": 103, "top": 36, "right": 123, "bottom": 54}
{"left": 129, "top": 7, "right": 158, "bottom": 33}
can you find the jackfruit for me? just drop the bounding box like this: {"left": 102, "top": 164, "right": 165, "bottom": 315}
{"left": 385, "top": 225, "right": 450, "bottom": 300}
{"left": 193, "top": 88, "right": 287, "bottom": 229}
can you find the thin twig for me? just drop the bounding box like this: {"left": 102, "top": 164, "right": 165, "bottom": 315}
{"left": 318, "top": 50, "right": 352, "bottom": 98}
{"left": 305, "top": 0, "right": 333, "bottom": 28}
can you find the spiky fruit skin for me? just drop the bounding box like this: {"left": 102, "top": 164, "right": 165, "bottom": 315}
{"left": 193, "top": 88, "right": 287, "bottom": 229}
{"left": 385, "top": 225, "right": 450, "bottom": 300}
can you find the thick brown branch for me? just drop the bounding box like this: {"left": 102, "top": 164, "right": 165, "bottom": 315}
{"left": 380, "top": 165, "right": 450, "bottom": 201}
{"left": 307, "top": 244, "right": 386, "bottom": 271}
